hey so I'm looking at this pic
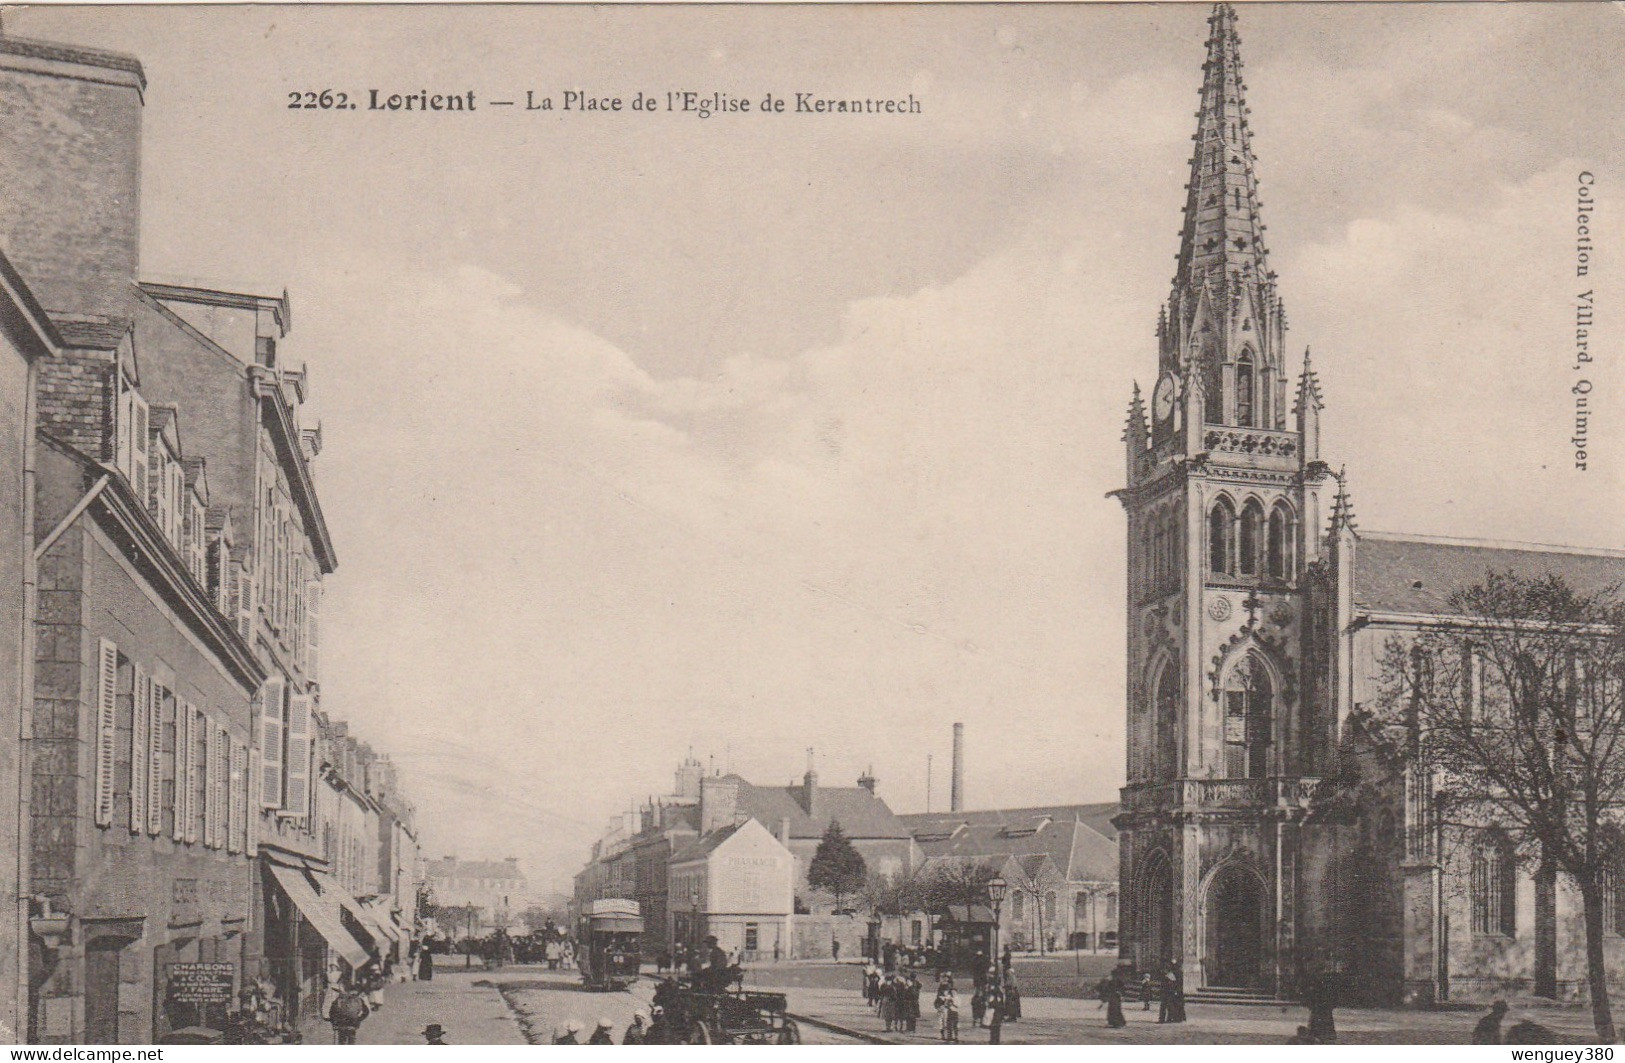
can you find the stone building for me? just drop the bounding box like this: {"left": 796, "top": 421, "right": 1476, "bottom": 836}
{"left": 425, "top": 857, "right": 529, "bottom": 937}
{"left": 0, "top": 27, "right": 416, "bottom": 1040}
{"left": 1113, "top": 4, "right": 1625, "bottom": 1005}
{"left": 0, "top": 246, "right": 62, "bottom": 1041}
{"left": 668, "top": 818, "right": 796, "bottom": 962}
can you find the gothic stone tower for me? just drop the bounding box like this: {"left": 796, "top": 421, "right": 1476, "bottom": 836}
{"left": 1112, "top": 4, "right": 1338, "bottom": 996}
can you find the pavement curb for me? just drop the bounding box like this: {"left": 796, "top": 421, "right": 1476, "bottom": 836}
{"left": 784, "top": 1012, "right": 898, "bottom": 1045}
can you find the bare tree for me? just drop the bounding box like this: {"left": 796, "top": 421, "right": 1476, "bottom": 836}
{"left": 1373, "top": 571, "right": 1625, "bottom": 1042}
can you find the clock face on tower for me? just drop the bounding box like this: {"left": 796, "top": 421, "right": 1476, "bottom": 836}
{"left": 1153, "top": 374, "right": 1177, "bottom": 424}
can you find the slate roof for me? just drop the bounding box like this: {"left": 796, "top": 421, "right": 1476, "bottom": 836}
{"left": 1354, "top": 533, "right": 1625, "bottom": 616}
{"left": 902, "top": 804, "right": 1120, "bottom": 883}
{"left": 669, "top": 821, "right": 747, "bottom": 864}
{"left": 52, "top": 317, "right": 129, "bottom": 350}
{"left": 728, "top": 775, "right": 912, "bottom": 840}
{"left": 425, "top": 858, "right": 526, "bottom": 881}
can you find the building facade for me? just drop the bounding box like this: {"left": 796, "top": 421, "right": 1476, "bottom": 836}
{"left": 668, "top": 819, "right": 796, "bottom": 962}
{"left": 1113, "top": 4, "right": 1625, "bottom": 1006}
{"left": 425, "top": 857, "right": 529, "bottom": 937}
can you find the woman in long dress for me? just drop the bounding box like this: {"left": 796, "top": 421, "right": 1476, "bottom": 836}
{"left": 1104, "top": 974, "right": 1127, "bottom": 1028}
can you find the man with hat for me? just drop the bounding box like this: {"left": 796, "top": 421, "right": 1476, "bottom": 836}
{"left": 421, "top": 1024, "right": 447, "bottom": 1045}
{"left": 588, "top": 1018, "right": 616, "bottom": 1044}
{"left": 623, "top": 1011, "right": 650, "bottom": 1045}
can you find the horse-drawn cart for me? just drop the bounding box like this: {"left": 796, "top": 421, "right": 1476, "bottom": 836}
{"left": 652, "top": 977, "right": 801, "bottom": 1044}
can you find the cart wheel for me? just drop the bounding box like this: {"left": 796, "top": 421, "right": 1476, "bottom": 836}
{"left": 688, "top": 1022, "right": 713, "bottom": 1045}
{"left": 779, "top": 1020, "right": 802, "bottom": 1045}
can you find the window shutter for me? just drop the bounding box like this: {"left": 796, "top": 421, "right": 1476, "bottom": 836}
{"left": 285, "top": 693, "right": 312, "bottom": 821}
{"left": 228, "top": 738, "right": 245, "bottom": 854}
{"left": 146, "top": 679, "right": 163, "bottom": 835}
{"left": 173, "top": 701, "right": 190, "bottom": 841}
{"left": 245, "top": 736, "right": 259, "bottom": 857}
{"left": 259, "top": 676, "right": 285, "bottom": 808}
{"left": 239, "top": 572, "right": 255, "bottom": 640}
{"left": 130, "top": 664, "right": 149, "bottom": 833}
{"left": 130, "top": 391, "right": 149, "bottom": 506}
{"left": 307, "top": 581, "right": 321, "bottom": 681}
{"left": 182, "top": 703, "right": 200, "bottom": 844}
{"left": 214, "top": 727, "right": 229, "bottom": 848}
{"left": 204, "top": 721, "right": 219, "bottom": 848}
{"left": 94, "top": 640, "right": 118, "bottom": 827}
{"left": 116, "top": 384, "right": 134, "bottom": 479}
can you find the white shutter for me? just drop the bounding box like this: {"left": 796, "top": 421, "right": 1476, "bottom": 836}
{"left": 130, "top": 664, "right": 148, "bottom": 833}
{"left": 116, "top": 383, "right": 133, "bottom": 477}
{"left": 204, "top": 721, "right": 218, "bottom": 848}
{"left": 259, "top": 676, "right": 285, "bottom": 808}
{"left": 238, "top": 572, "right": 255, "bottom": 640}
{"left": 130, "top": 391, "right": 149, "bottom": 504}
{"left": 94, "top": 640, "right": 118, "bottom": 827}
{"left": 245, "top": 735, "right": 259, "bottom": 857}
{"left": 285, "top": 693, "right": 312, "bottom": 821}
{"left": 228, "top": 739, "right": 245, "bottom": 854}
{"left": 173, "top": 705, "right": 188, "bottom": 845}
{"left": 146, "top": 680, "right": 163, "bottom": 835}
{"left": 307, "top": 581, "right": 321, "bottom": 682}
{"left": 214, "top": 726, "right": 228, "bottom": 847}
{"left": 183, "top": 703, "right": 200, "bottom": 844}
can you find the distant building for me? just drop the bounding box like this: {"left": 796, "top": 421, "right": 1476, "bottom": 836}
{"left": 669, "top": 819, "right": 796, "bottom": 961}
{"left": 904, "top": 805, "right": 1120, "bottom": 952}
{"left": 426, "top": 856, "right": 529, "bottom": 936}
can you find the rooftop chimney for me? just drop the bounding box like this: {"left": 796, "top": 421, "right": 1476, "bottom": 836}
{"left": 803, "top": 748, "right": 819, "bottom": 819}
{"left": 700, "top": 774, "right": 739, "bottom": 835}
{"left": 951, "top": 722, "right": 965, "bottom": 813}
{"left": 857, "top": 767, "right": 877, "bottom": 795}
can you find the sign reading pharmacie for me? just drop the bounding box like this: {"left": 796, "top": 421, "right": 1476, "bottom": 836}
{"left": 167, "top": 962, "right": 235, "bottom": 1005}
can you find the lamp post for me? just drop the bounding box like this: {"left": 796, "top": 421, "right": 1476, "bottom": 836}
{"left": 986, "top": 876, "right": 1007, "bottom": 978}
{"left": 689, "top": 885, "right": 701, "bottom": 961}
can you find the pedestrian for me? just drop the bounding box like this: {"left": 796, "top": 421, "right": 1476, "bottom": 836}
{"left": 864, "top": 963, "right": 880, "bottom": 1008}
{"left": 554, "top": 1020, "right": 583, "bottom": 1045}
{"left": 1103, "top": 972, "right": 1126, "bottom": 1029}
{"left": 588, "top": 1018, "right": 615, "bottom": 1044}
{"left": 1472, "top": 1000, "right": 1509, "bottom": 1045}
{"left": 1001, "top": 944, "right": 1013, "bottom": 973}
{"left": 421, "top": 1024, "right": 447, "bottom": 1045}
{"left": 934, "top": 979, "right": 960, "bottom": 1043}
{"left": 905, "top": 971, "right": 922, "bottom": 1033}
{"left": 656, "top": 949, "right": 669, "bottom": 975}
{"left": 832, "top": 938, "right": 841, "bottom": 962}
{"left": 1003, "top": 972, "right": 1022, "bottom": 1022}
{"left": 1303, "top": 971, "right": 1335, "bottom": 1044}
{"left": 418, "top": 947, "right": 434, "bottom": 982}
{"left": 361, "top": 961, "right": 385, "bottom": 1013}
{"left": 1139, "top": 971, "right": 1154, "bottom": 1010}
{"left": 970, "top": 984, "right": 987, "bottom": 1028}
{"left": 327, "top": 984, "right": 369, "bottom": 1045}
{"left": 623, "top": 1011, "right": 650, "bottom": 1045}
{"left": 1164, "top": 963, "right": 1187, "bottom": 1024}
{"left": 987, "top": 983, "right": 1004, "bottom": 1044}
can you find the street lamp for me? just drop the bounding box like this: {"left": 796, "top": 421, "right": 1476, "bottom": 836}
{"left": 986, "top": 876, "right": 1007, "bottom": 978}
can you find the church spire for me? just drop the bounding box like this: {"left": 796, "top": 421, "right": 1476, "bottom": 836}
{"left": 1174, "top": 3, "right": 1271, "bottom": 292}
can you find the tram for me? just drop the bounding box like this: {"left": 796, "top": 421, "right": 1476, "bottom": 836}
{"left": 580, "top": 898, "right": 643, "bottom": 991}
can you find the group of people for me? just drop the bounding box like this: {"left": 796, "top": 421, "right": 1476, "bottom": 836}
{"left": 326, "top": 958, "right": 397, "bottom": 1045}
{"left": 1095, "top": 963, "right": 1186, "bottom": 1029}
{"left": 550, "top": 1012, "right": 654, "bottom": 1045}
{"left": 861, "top": 965, "right": 924, "bottom": 1033}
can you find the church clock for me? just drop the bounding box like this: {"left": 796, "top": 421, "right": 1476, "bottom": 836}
{"left": 1152, "top": 373, "right": 1177, "bottom": 426}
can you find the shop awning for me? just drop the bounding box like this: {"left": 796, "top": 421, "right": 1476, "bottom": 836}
{"left": 267, "top": 863, "right": 370, "bottom": 968}
{"left": 362, "top": 899, "right": 405, "bottom": 944}
{"left": 311, "top": 873, "right": 397, "bottom": 947}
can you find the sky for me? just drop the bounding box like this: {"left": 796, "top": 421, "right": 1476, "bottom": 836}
{"left": 8, "top": 2, "right": 1624, "bottom": 894}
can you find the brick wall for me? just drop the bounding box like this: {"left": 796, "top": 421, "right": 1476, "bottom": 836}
{"left": 32, "top": 525, "right": 87, "bottom": 899}
{"left": 0, "top": 38, "right": 144, "bottom": 319}
{"left": 35, "top": 352, "right": 113, "bottom": 459}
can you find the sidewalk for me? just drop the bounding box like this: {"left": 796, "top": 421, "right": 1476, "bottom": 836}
{"left": 771, "top": 986, "right": 1608, "bottom": 1045}
{"left": 335, "top": 970, "right": 527, "bottom": 1046}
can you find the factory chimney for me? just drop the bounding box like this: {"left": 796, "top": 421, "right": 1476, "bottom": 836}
{"left": 951, "top": 722, "right": 965, "bottom": 812}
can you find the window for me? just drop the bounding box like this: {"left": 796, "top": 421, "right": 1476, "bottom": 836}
{"left": 1224, "top": 657, "right": 1272, "bottom": 779}
{"left": 1011, "top": 892, "right": 1024, "bottom": 921}
{"left": 744, "top": 924, "right": 759, "bottom": 952}
{"left": 1267, "top": 504, "right": 1292, "bottom": 580}
{"left": 1105, "top": 893, "right": 1118, "bottom": 921}
{"left": 1044, "top": 891, "right": 1057, "bottom": 922}
{"left": 1471, "top": 832, "right": 1517, "bottom": 937}
{"left": 1209, "top": 499, "right": 1235, "bottom": 576}
{"left": 911, "top": 920, "right": 923, "bottom": 945}
{"left": 1153, "top": 658, "right": 1180, "bottom": 782}
{"left": 1236, "top": 353, "right": 1255, "bottom": 427}
{"left": 1239, "top": 500, "right": 1263, "bottom": 576}
{"left": 1608, "top": 862, "right": 1625, "bottom": 936}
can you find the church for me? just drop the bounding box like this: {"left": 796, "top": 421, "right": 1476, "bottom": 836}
{"left": 1112, "top": 5, "right": 1625, "bottom": 1006}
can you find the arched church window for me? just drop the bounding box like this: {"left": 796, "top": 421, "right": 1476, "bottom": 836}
{"left": 1163, "top": 507, "right": 1180, "bottom": 585}
{"left": 1012, "top": 891, "right": 1025, "bottom": 921}
{"left": 1152, "top": 519, "right": 1166, "bottom": 589}
{"left": 1267, "top": 503, "right": 1292, "bottom": 580}
{"left": 1259, "top": 365, "right": 1274, "bottom": 428}
{"left": 1203, "top": 351, "right": 1223, "bottom": 425}
{"left": 1044, "top": 891, "right": 1057, "bottom": 922}
{"left": 1209, "top": 499, "right": 1235, "bottom": 576}
{"left": 1153, "top": 657, "right": 1180, "bottom": 781}
{"left": 1223, "top": 656, "right": 1272, "bottom": 779}
{"left": 1239, "top": 500, "right": 1263, "bottom": 577}
{"left": 1471, "top": 831, "right": 1517, "bottom": 937}
{"left": 1236, "top": 352, "right": 1255, "bottom": 427}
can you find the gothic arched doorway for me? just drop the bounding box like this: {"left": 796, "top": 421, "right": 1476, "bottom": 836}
{"left": 1137, "top": 851, "right": 1175, "bottom": 972}
{"left": 1204, "top": 864, "right": 1264, "bottom": 988}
